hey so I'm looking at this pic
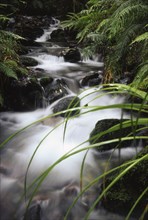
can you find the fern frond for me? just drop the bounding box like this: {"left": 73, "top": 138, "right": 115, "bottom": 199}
{"left": 131, "top": 32, "right": 148, "bottom": 44}
{"left": 110, "top": 4, "right": 148, "bottom": 37}
{"left": 0, "top": 30, "right": 25, "bottom": 40}
{"left": 0, "top": 15, "right": 10, "bottom": 23}
{"left": 96, "top": 18, "right": 110, "bottom": 32}
{"left": 0, "top": 62, "right": 18, "bottom": 79}
{"left": 132, "top": 62, "right": 148, "bottom": 90}
{"left": 0, "top": 3, "right": 7, "bottom": 8}
{"left": 113, "top": 24, "right": 144, "bottom": 60}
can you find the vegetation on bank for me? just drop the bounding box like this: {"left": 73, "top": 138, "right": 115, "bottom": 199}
{"left": 62, "top": 0, "right": 148, "bottom": 89}
{"left": 0, "top": 6, "right": 28, "bottom": 106}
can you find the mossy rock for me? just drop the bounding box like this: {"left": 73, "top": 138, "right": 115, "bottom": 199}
{"left": 53, "top": 96, "right": 80, "bottom": 117}
{"left": 50, "top": 29, "right": 67, "bottom": 42}
{"left": 39, "top": 77, "right": 53, "bottom": 87}
{"left": 44, "top": 79, "right": 68, "bottom": 104}
{"left": 20, "top": 56, "right": 38, "bottom": 67}
{"left": 60, "top": 47, "right": 81, "bottom": 63}
{"left": 101, "top": 146, "right": 148, "bottom": 218}
{"left": 89, "top": 119, "right": 145, "bottom": 151}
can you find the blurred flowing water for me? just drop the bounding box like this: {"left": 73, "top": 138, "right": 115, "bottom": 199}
{"left": 0, "top": 19, "right": 138, "bottom": 220}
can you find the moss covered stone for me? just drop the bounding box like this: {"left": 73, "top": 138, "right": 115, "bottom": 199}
{"left": 101, "top": 146, "right": 148, "bottom": 218}
{"left": 53, "top": 96, "right": 80, "bottom": 117}
{"left": 89, "top": 119, "right": 145, "bottom": 151}
{"left": 20, "top": 56, "right": 38, "bottom": 67}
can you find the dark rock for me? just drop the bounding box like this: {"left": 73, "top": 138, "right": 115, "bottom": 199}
{"left": 101, "top": 146, "right": 148, "bottom": 218}
{"left": 20, "top": 56, "right": 38, "bottom": 67}
{"left": 125, "top": 94, "right": 148, "bottom": 118}
{"left": 11, "top": 16, "right": 56, "bottom": 47}
{"left": 60, "top": 46, "right": 81, "bottom": 63}
{"left": 39, "top": 77, "right": 53, "bottom": 87}
{"left": 23, "top": 204, "right": 41, "bottom": 220}
{"left": 1, "top": 77, "right": 46, "bottom": 111}
{"left": 53, "top": 96, "right": 80, "bottom": 117}
{"left": 44, "top": 79, "right": 69, "bottom": 104}
{"left": 20, "top": 39, "right": 42, "bottom": 47}
{"left": 18, "top": 45, "right": 30, "bottom": 55}
{"left": 89, "top": 119, "right": 146, "bottom": 151}
{"left": 81, "top": 72, "right": 103, "bottom": 87}
{"left": 50, "top": 29, "right": 67, "bottom": 42}
{"left": 19, "top": 27, "right": 44, "bottom": 41}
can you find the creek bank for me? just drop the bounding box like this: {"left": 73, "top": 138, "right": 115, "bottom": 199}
{"left": 7, "top": 15, "right": 54, "bottom": 40}
{"left": 0, "top": 75, "right": 72, "bottom": 111}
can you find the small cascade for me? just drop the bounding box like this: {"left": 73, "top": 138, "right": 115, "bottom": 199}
{"left": 0, "top": 22, "right": 141, "bottom": 220}
{"left": 36, "top": 78, "right": 49, "bottom": 108}
{"left": 35, "top": 17, "right": 60, "bottom": 42}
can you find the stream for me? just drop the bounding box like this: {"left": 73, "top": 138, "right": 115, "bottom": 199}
{"left": 0, "top": 19, "right": 139, "bottom": 220}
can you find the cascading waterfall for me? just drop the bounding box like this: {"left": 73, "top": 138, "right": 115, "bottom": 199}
{"left": 0, "top": 21, "right": 139, "bottom": 220}
{"left": 35, "top": 17, "right": 60, "bottom": 42}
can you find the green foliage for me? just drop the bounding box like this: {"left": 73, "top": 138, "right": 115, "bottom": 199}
{"left": 62, "top": 0, "right": 148, "bottom": 87}
{"left": 0, "top": 30, "right": 27, "bottom": 78}
{"left": 0, "top": 6, "right": 28, "bottom": 107}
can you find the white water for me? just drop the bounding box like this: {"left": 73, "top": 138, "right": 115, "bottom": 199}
{"left": 0, "top": 27, "right": 139, "bottom": 220}
{"left": 35, "top": 17, "right": 60, "bottom": 42}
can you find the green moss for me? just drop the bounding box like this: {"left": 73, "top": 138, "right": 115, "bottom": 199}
{"left": 20, "top": 56, "right": 38, "bottom": 67}
{"left": 89, "top": 119, "right": 144, "bottom": 151}
{"left": 101, "top": 147, "right": 148, "bottom": 217}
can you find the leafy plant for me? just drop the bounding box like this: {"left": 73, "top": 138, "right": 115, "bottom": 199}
{"left": 0, "top": 5, "right": 28, "bottom": 107}
{"left": 62, "top": 0, "right": 148, "bottom": 86}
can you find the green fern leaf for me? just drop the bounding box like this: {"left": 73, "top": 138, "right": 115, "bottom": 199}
{"left": 0, "top": 62, "right": 18, "bottom": 79}
{"left": 131, "top": 32, "right": 148, "bottom": 44}
{"left": 132, "top": 62, "right": 148, "bottom": 90}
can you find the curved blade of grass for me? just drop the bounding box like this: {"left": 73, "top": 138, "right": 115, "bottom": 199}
{"left": 0, "top": 107, "right": 83, "bottom": 148}
{"left": 80, "top": 149, "right": 89, "bottom": 191}
{"left": 23, "top": 135, "right": 147, "bottom": 214}
{"left": 103, "top": 83, "right": 148, "bottom": 100}
{"left": 83, "top": 154, "right": 148, "bottom": 220}
{"left": 64, "top": 159, "right": 136, "bottom": 220}
{"left": 24, "top": 120, "right": 64, "bottom": 200}
{"left": 139, "top": 203, "right": 148, "bottom": 220}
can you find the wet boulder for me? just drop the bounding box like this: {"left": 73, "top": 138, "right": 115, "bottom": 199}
{"left": 50, "top": 28, "right": 67, "bottom": 42}
{"left": 44, "top": 79, "right": 69, "bottom": 104}
{"left": 60, "top": 46, "right": 81, "bottom": 63}
{"left": 53, "top": 96, "right": 80, "bottom": 117}
{"left": 89, "top": 119, "right": 145, "bottom": 151}
{"left": 39, "top": 77, "right": 53, "bottom": 87}
{"left": 2, "top": 77, "right": 45, "bottom": 111}
{"left": 100, "top": 146, "right": 148, "bottom": 217}
{"left": 81, "top": 72, "right": 103, "bottom": 87}
{"left": 13, "top": 15, "right": 53, "bottom": 40}
{"left": 20, "top": 56, "right": 38, "bottom": 67}
{"left": 20, "top": 27, "right": 44, "bottom": 41}
{"left": 22, "top": 204, "right": 41, "bottom": 220}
